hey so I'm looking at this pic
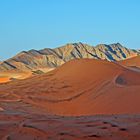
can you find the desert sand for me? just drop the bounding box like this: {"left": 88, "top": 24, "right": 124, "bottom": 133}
{"left": 0, "top": 58, "right": 140, "bottom": 139}
{"left": 0, "top": 71, "right": 32, "bottom": 83}
{"left": 0, "top": 77, "right": 10, "bottom": 83}
{"left": 0, "top": 112, "right": 140, "bottom": 140}
{"left": 119, "top": 55, "right": 140, "bottom": 68}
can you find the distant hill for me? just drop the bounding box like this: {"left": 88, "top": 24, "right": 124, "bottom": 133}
{"left": 0, "top": 42, "right": 139, "bottom": 72}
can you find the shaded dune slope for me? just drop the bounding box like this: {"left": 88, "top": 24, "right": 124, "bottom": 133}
{"left": 0, "top": 59, "right": 140, "bottom": 116}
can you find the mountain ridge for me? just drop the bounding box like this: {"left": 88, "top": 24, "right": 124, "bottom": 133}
{"left": 0, "top": 42, "right": 139, "bottom": 72}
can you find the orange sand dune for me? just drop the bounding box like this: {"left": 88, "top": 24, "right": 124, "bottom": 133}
{"left": 0, "top": 71, "right": 32, "bottom": 83}
{"left": 0, "top": 77, "right": 10, "bottom": 83}
{"left": 0, "top": 59, "right": 140, "bottom": 116}
{"left": 119, "top": 55, "right": 140, "bottom": 68}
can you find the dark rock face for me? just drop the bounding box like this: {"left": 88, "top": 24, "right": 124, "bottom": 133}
{"left": 0, "top": 42, "right": 138, "bottom": 72}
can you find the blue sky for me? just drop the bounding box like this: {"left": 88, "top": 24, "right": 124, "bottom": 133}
{"left": 0, "top": 0, "right": 140, "bottom": 60}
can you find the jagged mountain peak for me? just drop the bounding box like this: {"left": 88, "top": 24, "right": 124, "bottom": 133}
{"left": 0, "top": 42, "right": 139, "bottom": 72}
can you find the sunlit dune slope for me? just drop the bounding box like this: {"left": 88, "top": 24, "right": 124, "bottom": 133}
{"left": 0, "top": 77, "right": 10, "bottom": 83}
{"left": 0, "top": 59, "right": 140, "bottom": 116}
{"left": 0, "top": 71, "right": 32, "bottom": 83}
{"left": 119, "top": 55, "right": 140, "bottom": 68}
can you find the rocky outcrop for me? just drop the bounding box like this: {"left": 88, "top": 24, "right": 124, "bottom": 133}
{"left": 0, "top": 42, "right": 138, "bottom": 72}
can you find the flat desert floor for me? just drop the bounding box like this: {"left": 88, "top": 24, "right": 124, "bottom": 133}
{"left": 0, "top": 109, "right": 140, "bottom": 140}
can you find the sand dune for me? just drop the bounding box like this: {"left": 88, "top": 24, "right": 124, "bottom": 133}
{"left": 0, "top": 77, "right": 10, "bottom": 83}
{"left": 0, "top": 71, "right": 32, "bottom": 83}
{"left": 0, "top": 59, "right": 140, "bottom": 116}
{"left": 119, "top": 55, "right": 140, "bottom": 68}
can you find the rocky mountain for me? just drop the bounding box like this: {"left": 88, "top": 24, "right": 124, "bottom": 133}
{"left": 0, "top": 42, "right": 139, "bottom": 72}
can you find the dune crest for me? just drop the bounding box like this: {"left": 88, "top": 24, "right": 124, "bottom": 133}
{"left": 119, "top": 55, "right": 140, "bottom": 68}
